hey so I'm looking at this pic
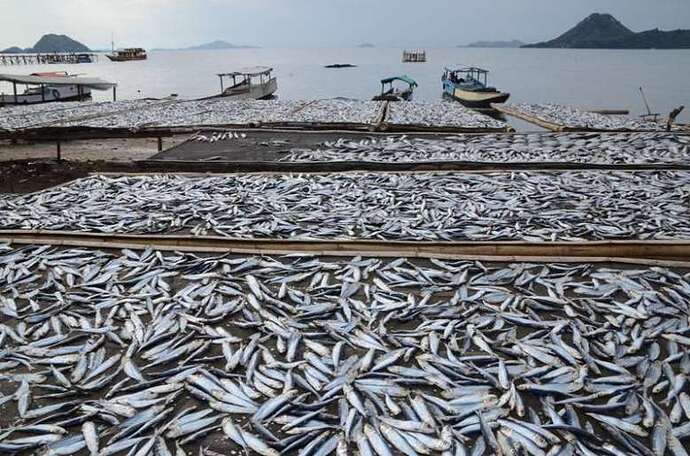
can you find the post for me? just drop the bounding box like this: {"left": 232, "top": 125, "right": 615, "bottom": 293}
{"left": 56, "top": 141, "right": 62, "bottom": 161}
{"left": 41, "top": 84, "right": 45, "bottom": 102}
{"left": 13, "top": 81, "right": 17, "bottom": 104}
{"left": 220, "top": 76, "right": 224, "bottom": 93}
{"left": 157, "top": 137, "right": 163, "bottom": 152}
{"left": 112, "top": 86, "right": 117, "bottom": 102}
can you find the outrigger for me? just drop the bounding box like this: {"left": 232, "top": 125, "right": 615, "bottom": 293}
{"left": 216, "top": 67, "right": 277, "bottom": 100}
{"left": 372, "top": 75, "right": 417, "bottom": 102}
{"left": 442, "top": 66, "right": 510, "bottom": 108}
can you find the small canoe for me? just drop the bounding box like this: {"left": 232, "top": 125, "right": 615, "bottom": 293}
{"left": 372, "top": 75, "right": 417, "bottom": 102}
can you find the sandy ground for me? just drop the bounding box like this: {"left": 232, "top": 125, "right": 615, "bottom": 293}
{"left": 0, "top": 136, "right": 187, "bottom": 162}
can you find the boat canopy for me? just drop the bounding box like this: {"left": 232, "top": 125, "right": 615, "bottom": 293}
{"left": 0, "top": 73, "right": 117, "bottom": 91}
{"left": 218, "top": 67, "right": 273, "bottom": 77}
{"left": 445, "top": 66, "right": 489, "bottom": 74}
{"left": 381, "top": 75, "right": 418, "bottom": 87}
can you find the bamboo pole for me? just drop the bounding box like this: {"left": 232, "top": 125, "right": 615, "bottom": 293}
{"left": 1, "top": 230, "right": 690, "bottom": 262}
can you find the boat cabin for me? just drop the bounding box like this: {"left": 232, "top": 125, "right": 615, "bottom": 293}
{"left": 373, "top": 75, "right": 418, "bottom": 101}
{"left": 443, "top": 67, "right": 491, "bottom": 90}
{"left": 217, "top": 67, "right": 277, "bottom": 100}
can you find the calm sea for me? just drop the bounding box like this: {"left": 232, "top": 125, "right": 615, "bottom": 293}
{"left": 2, "top": 47, "right": 689, "bottom": 122}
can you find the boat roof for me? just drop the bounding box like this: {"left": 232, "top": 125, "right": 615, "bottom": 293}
{"left": 218, "top": 66, "right": 273, "bottom": 77}
{"left": 0, "top": 73, "right": 117, "bottom": 90}
{"left": 445, "top": 66, "right": 489, "bottom": 74}
{"left": 381, "top": 75, "right": 418, "bottom": 87}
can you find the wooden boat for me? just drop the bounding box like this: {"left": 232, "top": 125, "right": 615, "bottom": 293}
{"left": 372, "top": 75, "right": 417, "bottom": 101}
{"left": 442, "top": 66, "right": 510, "bottom": 108}
{"left": 216, "top": 67, "right": 277, "bottom": 100}
{"left": 106, "top": 48, "right": 147, "bottom": 62}
{"left": 0, "top": 72, "right": 116, "bottom": 105}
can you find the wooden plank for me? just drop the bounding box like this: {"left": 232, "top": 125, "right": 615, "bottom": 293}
{"left": 492, "top": 104, "right": 564, "bottom": 131}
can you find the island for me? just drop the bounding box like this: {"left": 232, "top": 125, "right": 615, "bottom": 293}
{"left": 1, "top": 34, "right": 91, "bottom": 54}
{"left": 523, "top": 13, "right": 690, "bottom": 49}
{"left": 357, "top": 43, "right": 375, "bottom": 48}
{"left": 463, "top": 40, "right": 525, "bottom": 48}
{"left": 153, "top": 41, "right": 259, "bottom": 51}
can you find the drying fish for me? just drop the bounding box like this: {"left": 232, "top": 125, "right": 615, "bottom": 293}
{"left": 506, "top": 103, "right": 668, "bottom": 131}
{"left": 386, "top": 101, "right": 506, "bottom": 129}
{"left": 1, "top": 171, "right": 689, "bottom": 242}
{"left": 0, "top": 243, "right": 689, "bottom": 454}
{"left": 282, "top": 132, "right": 690, "bottom": 165}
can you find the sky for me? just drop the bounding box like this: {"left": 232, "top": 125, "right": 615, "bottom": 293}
{"left": 1, "top": 0, "right": 689, "bottom": 49}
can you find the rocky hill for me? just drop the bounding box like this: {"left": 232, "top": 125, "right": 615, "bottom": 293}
{"left": 0, "top": 46, "right": 24, "bottom": 54}
{"left": 1, "top": 34, "right": 90, "bottom": 53}
{"left": 524, "top": 13, "right": 690, "bottom": 49}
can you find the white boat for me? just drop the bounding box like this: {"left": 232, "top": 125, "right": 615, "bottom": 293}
{"left": 216, "top": 67, "right": 277, "bottom": 100}
{"left": 0, "top": 72, "right": 117, "bottom": 106}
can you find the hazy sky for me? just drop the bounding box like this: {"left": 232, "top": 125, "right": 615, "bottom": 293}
{"left": 2, "top": 0, "right": 689, "bottom": 49}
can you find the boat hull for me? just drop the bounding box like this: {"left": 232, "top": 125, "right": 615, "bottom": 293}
{"left": 443, "top": 79, "right": 509, "bottom": 108}
{"left": 221, "top": 78, "right": 278, "bottom": 100}
{"left": 0, "top": 86, "right": 92, "bottom": 106}
{"left": 446, "top": 88, "right": 510, "bottom": 108}
{"left": 106, "top": 55, "right": 147, "bottom": 62}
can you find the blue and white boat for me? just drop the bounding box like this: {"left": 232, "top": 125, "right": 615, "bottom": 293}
{"left": 442, "top": 66, "right": 510, "bottom": 108}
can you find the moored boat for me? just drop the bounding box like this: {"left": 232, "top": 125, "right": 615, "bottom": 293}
{"left": 216, "top": 67, "right": 277, "bottom": 100}
{"left": 106, "top": 48, "right": 147, "bottom": 62}
{"left": 442, "top": 66, "right": 510, "bottom": 108}
{"left": 372, "top": 75, "right": 417, "bottom": 101}
{"left": 0, "top": 72, "right": 110, "bottom": 105}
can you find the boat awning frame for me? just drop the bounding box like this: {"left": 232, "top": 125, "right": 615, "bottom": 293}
{"left": 445, "top": 66, "right": 490, "bottom": 75}
{"left": 217, "top": 66, "right": 274, "bottom": 77}
{"left": 381, "top": 75, "right": 418, "bottom": 87}
{"left": 0, "top": 74, "right": 117, "bottom": 91}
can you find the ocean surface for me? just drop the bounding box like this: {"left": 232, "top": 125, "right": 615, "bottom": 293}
{"left": 1, "top": 47, "right": 689, "bottom": 122}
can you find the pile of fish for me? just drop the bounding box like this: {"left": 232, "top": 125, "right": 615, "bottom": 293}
{"left": 1, "top": 244, "right": 690, "bottom": 456}
{"left": 191, "top": 131, "right": 248, "bottom": 143}
{"left": 0, "top": 100, "right": 168, "bottom": 131}
{"left": 386, "top": 102, "right": 507, "bottom": 130}
{"left": 1, "top": 171, "right": 689, "bottom": 241}
{"left": 57, "top": 100, "right": 307, "bottom": 130}
{"left": 0, "top": 99, "right": 516, "bottom": 133}
{"left": 282, "top": 132, "right": 690, "bottom": 164}
{"left": 286, "top": 100, "right": 384, "bottom": 125}
{"left": 506, "top": 104, "right": 664, "bottom": 131}
{"left": 0, "top": 99, "right": 393, "bottom": 131}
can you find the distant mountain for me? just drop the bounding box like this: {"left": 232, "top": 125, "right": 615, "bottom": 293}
{"left": 180, "top": 40, "right": 258, "bottom": 51}
{"left": 358, "top": 43, "right": 375, "bottom": 48}
{"left": 464, "top": 40, "right": 524, "bottom": 48}
{"left": 524, "top": 13, "right": 690, "bottom": 49}
{"left": 33, "top": 34, "right": 90, "bottom": 53}
{"left": 0, "top": 34, "right": 90, "bottom": 54}
{"left": 1, "top": 46, "right": 24, "bottom": 54}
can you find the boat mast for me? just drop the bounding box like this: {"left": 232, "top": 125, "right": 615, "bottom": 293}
{"left": 111, "top": 33, "right": 115, "bottom": 53}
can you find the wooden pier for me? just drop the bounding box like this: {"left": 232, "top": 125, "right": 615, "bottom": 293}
{"left": 0, "top": 52, "right": 99, "bottom": 66}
